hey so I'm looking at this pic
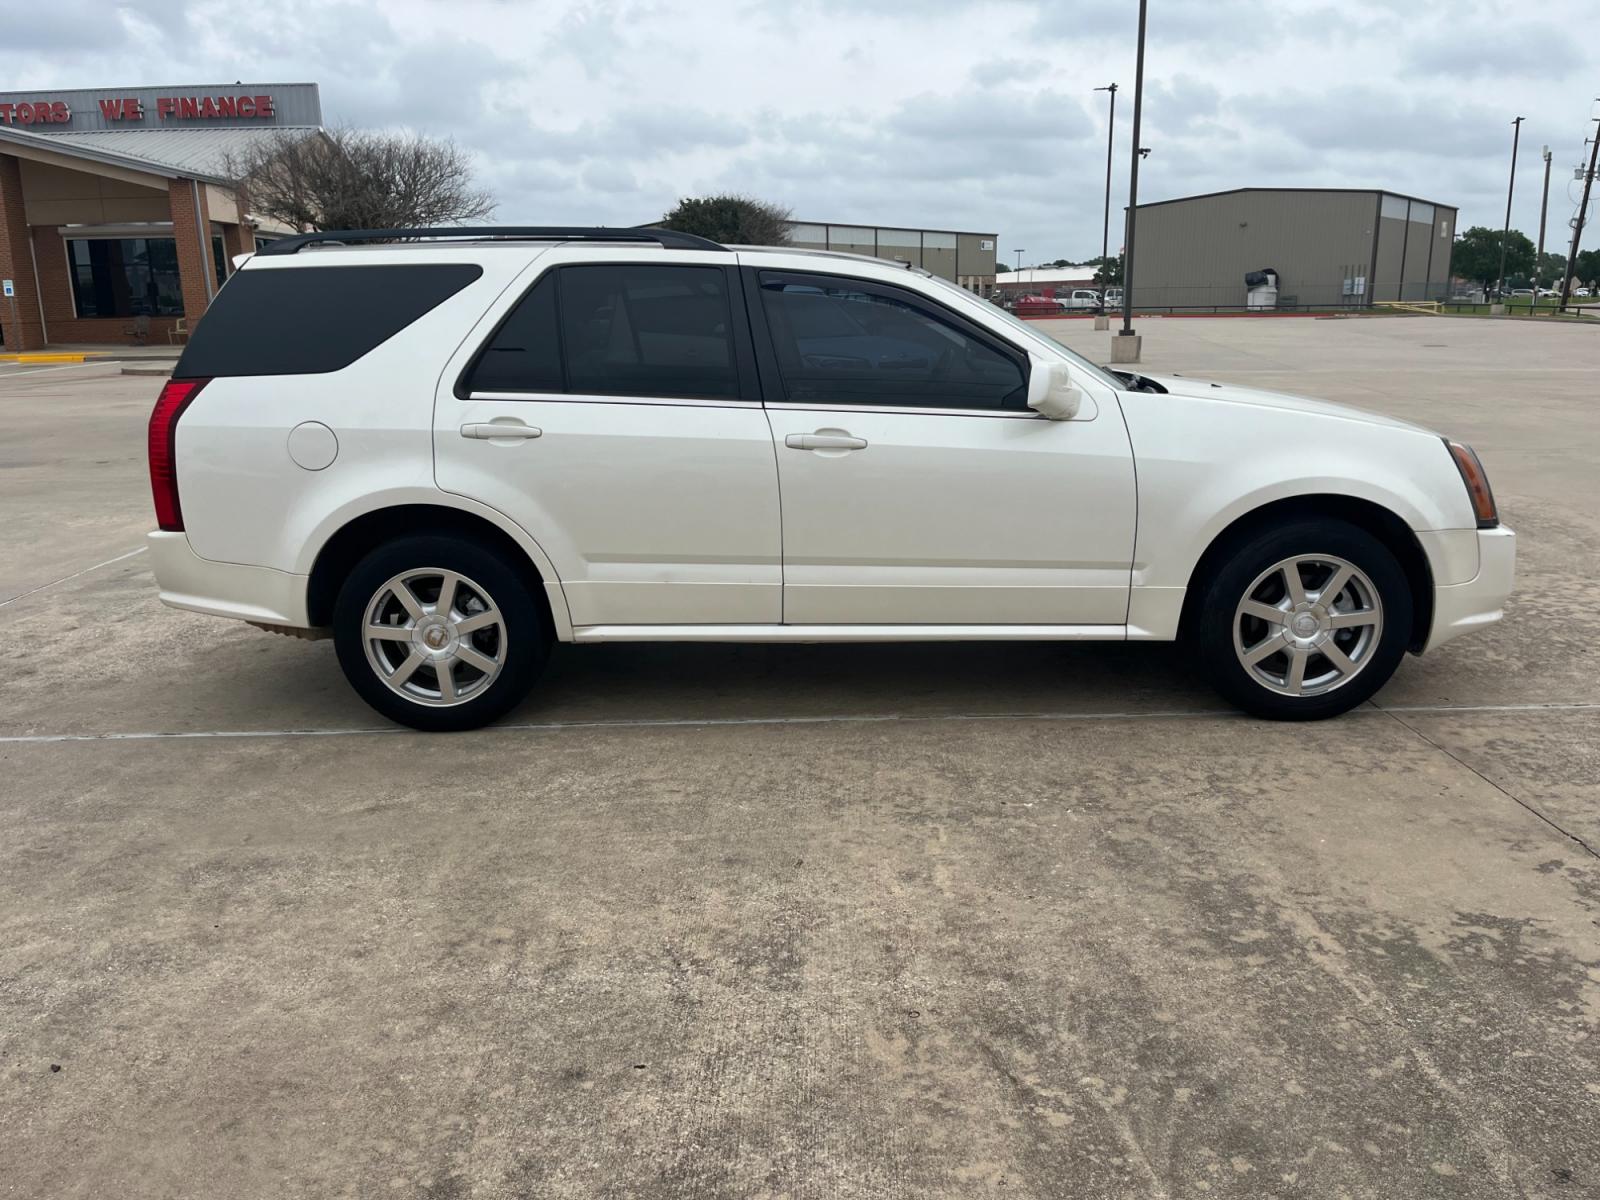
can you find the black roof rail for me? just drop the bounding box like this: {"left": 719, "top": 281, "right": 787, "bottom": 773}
{"left": 255, "top": 226, "right": 725, "bottom": 256}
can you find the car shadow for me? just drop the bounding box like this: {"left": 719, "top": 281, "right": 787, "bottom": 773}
{"left": 512, "top": 639, "right": 1216, "bottom": 726}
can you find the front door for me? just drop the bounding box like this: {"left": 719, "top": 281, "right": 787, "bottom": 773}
{"left": 748, "top": 269, "right": 1135, "bottom": 625}
{"left": 436, "top": 258, "right": 781, "bottom": 627}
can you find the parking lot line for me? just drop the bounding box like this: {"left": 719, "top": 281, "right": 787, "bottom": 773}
{"left": 0, "top": 545, "right": 146, "bottom": 609}
{"left": 0, "top": 361, "right": 116, "bottom": 382}
{"left": 1, "top": 699, "right": 1593, "bottom": 745}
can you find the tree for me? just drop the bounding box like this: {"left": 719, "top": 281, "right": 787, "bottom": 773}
{"left": 1533, "top": 250, "right": 1569, "bottom": 283}
{"left": 995, "top": 263, "right": 1010, "bottom": 272}
{"left": 1577, "top": 248, "right": 1600, "bottom": 288}
{"left": 659, "top": 195, "right": 791, "bottom": 245}
{"left": 1088, "top": 253, "right": 1123, "bottom": 287}
{"left": 225, "top": 127, "right": 495, "bottom": 231}
{"left": 1448, "top": 225, "right": 1534, "bottom": 290}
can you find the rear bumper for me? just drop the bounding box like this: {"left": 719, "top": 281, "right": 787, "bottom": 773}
{"left": 147, "top": 531, "right": 312, "bottom": 628}
{"left": 1423, "top": 525, "right": 1515, "bottom": 652}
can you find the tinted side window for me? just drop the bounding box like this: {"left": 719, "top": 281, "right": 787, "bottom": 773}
{"left": 759, "top": 274, "right": 1025, "bottom": 409}
{"left": 559, "top": 265, "right": 738, "bottom": 399}
{"left": 176, "top": 264, "right": 482, "bottom": 377}
{"left": 463, "top": 273, "right": 563, "bottom": 393}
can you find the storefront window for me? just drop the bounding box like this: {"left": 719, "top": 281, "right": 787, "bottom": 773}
{"left": 68, "top": 238, "right": 184, "bottom": 318}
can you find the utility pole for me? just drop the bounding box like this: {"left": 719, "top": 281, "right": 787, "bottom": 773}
{"left": 1531, "top": 145, "right": 1552, "bottom": 310}
{"left": 1115, "top": 0, "right": 1148, "bottom": 360}
{"left": 1495, "top": 116, "right": 1525, "bottom": 300}
{"left": 1558, "top": 113, "right": 1600, "bottom": 314}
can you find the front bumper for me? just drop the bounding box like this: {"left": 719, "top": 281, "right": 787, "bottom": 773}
{"left": 1423, "top": 525, "right": 1515, "bottom": 653}
{"left": 147, "top": 531, "right": 312, "bottom": 628}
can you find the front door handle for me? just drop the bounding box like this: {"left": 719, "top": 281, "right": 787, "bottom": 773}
{"left": 461, "top": 422, "right": 542, "bottom": 440}
{"left": 785, "top": 432, "right": 868, "bottom": 451}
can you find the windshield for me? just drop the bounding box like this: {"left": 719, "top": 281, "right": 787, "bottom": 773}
{"left": 922, "top": 275, "right": 1124, "bottom": 390}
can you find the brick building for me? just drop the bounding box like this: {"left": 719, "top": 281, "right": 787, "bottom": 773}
{"left": 0, "top": 83, "right": 322, "bottom": 350}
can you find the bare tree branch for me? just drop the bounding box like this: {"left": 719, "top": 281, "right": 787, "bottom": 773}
{"left": 224, "top": 126, "right": 497, "bottom": 232}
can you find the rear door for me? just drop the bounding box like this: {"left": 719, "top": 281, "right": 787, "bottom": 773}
{"left": 435, "top": 253, "right": 781, "bottom": 627}
{"left": 745, "top": 267, "right": 1135, "bottom": 626}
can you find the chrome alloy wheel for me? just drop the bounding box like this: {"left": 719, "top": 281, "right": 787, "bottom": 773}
{"left": 362, "top": 568, "right": 507, "bottom": 707}
{"left": 1232, "top": 555, "right": 1383, "bottom": 697}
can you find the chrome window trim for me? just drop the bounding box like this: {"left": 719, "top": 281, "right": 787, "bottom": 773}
{"left": 763, "top": 401, "right": 1043, "bottom": 420}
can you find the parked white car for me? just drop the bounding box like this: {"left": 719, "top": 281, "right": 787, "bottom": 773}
{"left": 147, "top": 228, "right": 1514, "bottom": 730}
{"left": 1063, "top": 288, "right": 1103, "bottom": 310}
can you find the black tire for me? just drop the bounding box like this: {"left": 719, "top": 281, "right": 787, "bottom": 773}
{"left": 1191, "top": 519, "right": 1412, "bottom": 720}
{"left": 332, "top": 534, "right": 548, "bottom": 732}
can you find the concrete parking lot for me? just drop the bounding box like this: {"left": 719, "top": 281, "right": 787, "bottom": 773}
{"left": 1, "top": 317, "right": 1596, "bottom": 1198}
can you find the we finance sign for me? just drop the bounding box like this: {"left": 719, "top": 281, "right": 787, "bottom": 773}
{"left": 0, "top": 87, "right": 295, "bottom": 129}
{"left": 91, "top": 93, "right": 278, "bottom": 122}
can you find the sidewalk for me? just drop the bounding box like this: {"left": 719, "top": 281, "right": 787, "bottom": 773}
{"left": 0, "top": 344, "right": 184, "bottom": 363}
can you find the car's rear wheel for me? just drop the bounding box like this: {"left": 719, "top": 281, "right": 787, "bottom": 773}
{"left": 333, "top": 535, "right": 547, "bottom": 731}
{"left": 1192, "top": 520, "right": 1412, "bottom": 720}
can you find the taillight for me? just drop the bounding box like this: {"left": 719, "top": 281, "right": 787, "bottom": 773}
{"left": 1444, "top": 439, "right": 1499, "bottom": 529}
{"left": 148, "top": 378, "right": 208, "bottom": 531}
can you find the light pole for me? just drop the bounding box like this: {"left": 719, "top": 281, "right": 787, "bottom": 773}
{"left": 1532, "top": 144, "right": 1552, "bottom": 310}
{"left": 1094, "top": 83, "right": 1118, "bottom": 330}
{"left": 1015, "top": 249, "right": 1025, "bottom": 272}
{"left": 1559, "top": 113, "right": 1600, "bottom": 314}
{"left": 1094, "top": 83, "right": 1118, "bottom": 269}
{"left": 1114, "top": 0, "right": 1148, "bottom": 361}
{"left": 1495, "top": 116, "right": 1525, "bottom": 301}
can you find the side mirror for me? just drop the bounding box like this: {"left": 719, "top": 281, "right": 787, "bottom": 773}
{"left": 1026, "top": 357, "right": 1083, "bottom": 420}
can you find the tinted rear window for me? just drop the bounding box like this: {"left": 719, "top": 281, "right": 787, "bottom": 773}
{"left": 175, "top": 263, "right": 482, "bottom": 377}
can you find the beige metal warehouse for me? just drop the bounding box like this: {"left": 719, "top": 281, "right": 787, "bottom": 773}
{"left": 1126, "top": 187, "right": 1457, "bottom": 311}
{"left": 782, "top": 220, "right": 998, "bottom": 294}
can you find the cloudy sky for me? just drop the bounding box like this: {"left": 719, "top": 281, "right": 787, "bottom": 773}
{"left": 14, "top": 0, "right": 1600, "bottom": 264}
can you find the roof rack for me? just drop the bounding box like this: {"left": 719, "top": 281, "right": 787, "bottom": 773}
{"left": 255, "top": 226, "right": 725, "bottom": 256}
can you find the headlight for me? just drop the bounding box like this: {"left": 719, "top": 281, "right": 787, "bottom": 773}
{"left": 1444, "top": 440, "right": 1499, "bottom": 528}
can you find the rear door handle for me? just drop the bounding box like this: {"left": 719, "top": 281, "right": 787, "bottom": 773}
{"left": 461, "top": 422, "right": 542, "bottom": 440}
{"left": 785, "top": 432, "right": 868, "bottom": 451}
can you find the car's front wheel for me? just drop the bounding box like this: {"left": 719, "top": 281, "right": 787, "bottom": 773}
{"left": 1192, "top": 519, "right": 1412, "bottom": 720}
{"left": 333, "top": 535, "right": 547, "bottom": 731}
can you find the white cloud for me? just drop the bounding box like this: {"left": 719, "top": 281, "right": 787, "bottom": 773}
{"left": 10, "top": 0, "right": 1598, "bottom": 262}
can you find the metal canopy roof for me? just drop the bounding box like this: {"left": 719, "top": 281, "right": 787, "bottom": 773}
{"left": 0, "top": 124, "right": 319, "bottom": 184}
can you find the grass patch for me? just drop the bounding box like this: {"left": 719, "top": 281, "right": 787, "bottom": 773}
{"left": 1440, "top": 299, "right": 1597, "bottom": 319}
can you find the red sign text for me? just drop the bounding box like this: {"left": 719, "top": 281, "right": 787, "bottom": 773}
{"left": 0, "top": 101, "right": 71, "bottom": 125}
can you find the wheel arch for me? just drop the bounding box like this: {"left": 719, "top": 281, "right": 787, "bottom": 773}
{"left": 305, "top": 503, "right": 571, "bottom": 639}
{"left": 1178, "top": 494, "right": 1434, "bottom": 652}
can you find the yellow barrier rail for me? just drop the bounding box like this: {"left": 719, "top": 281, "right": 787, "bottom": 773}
{"left": 1373, "top": 301, "right": 1442, "bottom": 315}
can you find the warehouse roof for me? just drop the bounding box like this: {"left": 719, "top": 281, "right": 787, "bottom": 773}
{"left": 993, "top": 267, "right": 1099, "bottom": 287}
{"left": 1133, "top": 187, "right": 1457, "bottom": 212}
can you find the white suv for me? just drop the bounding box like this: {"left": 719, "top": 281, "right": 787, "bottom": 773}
{"left": 147, "top": 227, "right": 1515, "bottom": 731}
